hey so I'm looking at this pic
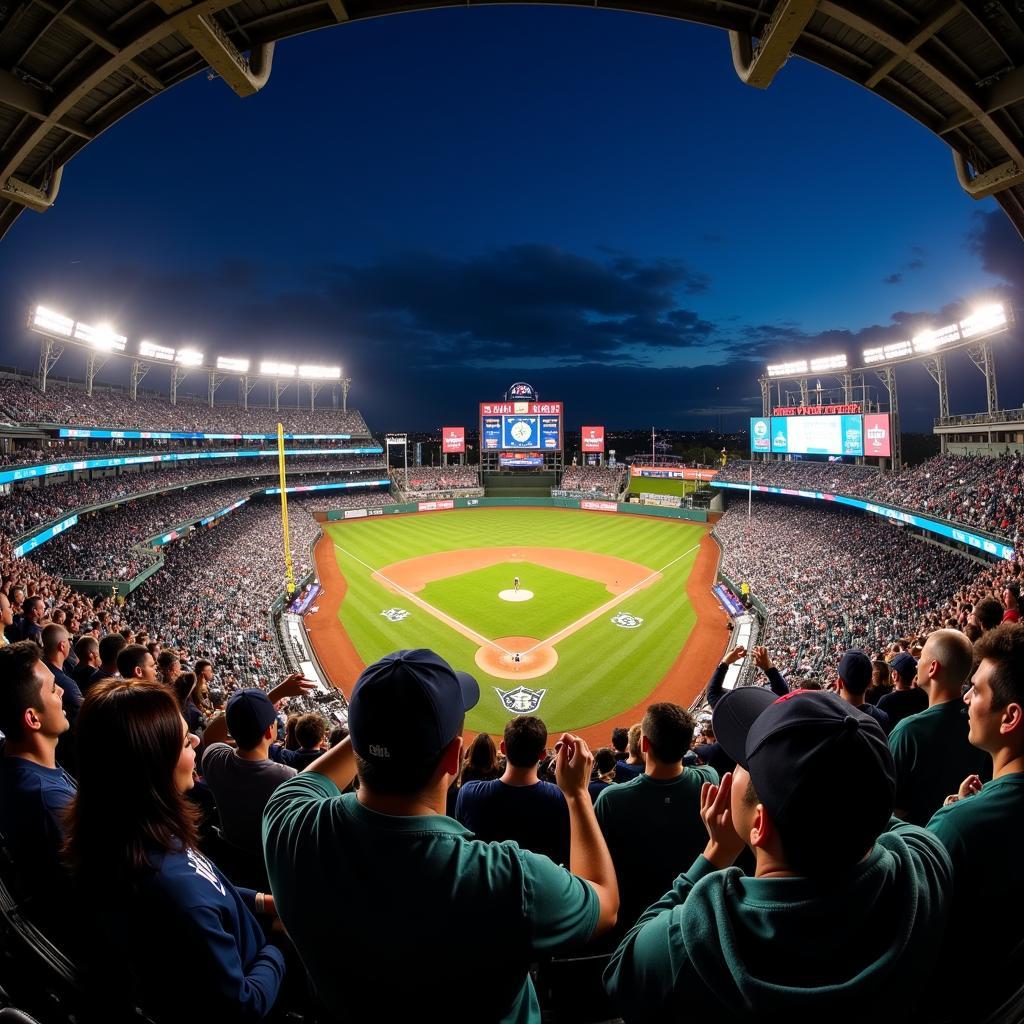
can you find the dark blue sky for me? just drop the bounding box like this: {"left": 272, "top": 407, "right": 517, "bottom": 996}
{"left": 0, "top": 7, "right": 1021, "bottom": 431}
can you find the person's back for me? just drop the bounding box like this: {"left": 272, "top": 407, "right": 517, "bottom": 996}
{"left": 890, "top": 630, "right": 991, "bottom": 826}
{"left": 456, "top": 715, "right": 569, "bottom": 864}
{"left": 876, "top": 652, "right": 927, "bottom": 728}
{"left": 604, "top": 689, "right": 951, "bottom": 1022}
{"left": 596, "top": 703, "right": 717, "bottom": 936}
{"left": 264, "top": 651, "right": 616, "bottom": 1023}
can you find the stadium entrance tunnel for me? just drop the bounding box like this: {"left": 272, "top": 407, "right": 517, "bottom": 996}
{"left": 3, "top": 2, "right": 1024, "bottom": 241}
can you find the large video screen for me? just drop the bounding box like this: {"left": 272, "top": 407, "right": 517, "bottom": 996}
{"left": 480, "top": 401, "right": 562, "bottom": 452}
{"left": 768, "top": 415, "right": 864, "bottom": 456}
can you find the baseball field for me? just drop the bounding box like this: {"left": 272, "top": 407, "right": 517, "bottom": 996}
{"left": 308, "top": 507, "right": 727, "bottom": 739}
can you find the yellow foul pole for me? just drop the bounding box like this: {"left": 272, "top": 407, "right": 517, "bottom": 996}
{"left": 277, "top": 422, "right": 296, "bottom": 596}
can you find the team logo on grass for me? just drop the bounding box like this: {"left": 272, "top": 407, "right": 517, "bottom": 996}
{"left": 611, "top": 612, "right": 644, "bottom": 629}
{"left": 495, "top": 685, "right": 547, "bottom": 714}
{"left": 380, "top": 608, "right": 410, "bottom": 622}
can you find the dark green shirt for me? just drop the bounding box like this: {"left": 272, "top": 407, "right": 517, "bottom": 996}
{"left": 595, "top": 766, "right": 717, "bottom": 936}
{"left": 888, "top": 699, "right": 991, "bottom": 826}
{"left": 927, "top": 772, "right": 1024, "bottom": 1017}
{"left": 604, "top": 821, "right": 951, "bottom": 1022}
{"left": 263, "top": 772, "right": 599, "bottom": 1023}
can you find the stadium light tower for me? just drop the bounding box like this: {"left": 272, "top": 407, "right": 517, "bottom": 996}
{"left": 27, "top": 305, "right": 72, "bottom": 392}
{"left": 73, "top": 321, "right": 126, "bottom": 396}
{"left": 169, "top": 348, "right": 203, "bottom": 406}
{"left": 299, "top": 364, "right": 342, "bottom": 412}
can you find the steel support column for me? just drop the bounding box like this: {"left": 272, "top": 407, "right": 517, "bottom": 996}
{"left": 273, "top": 379, "right": 291, "bottom": 413}
{"left": 170, "top": 367, "right": 189, "bottom": 406}
{"left": 342, "top": 374, "right": 351, "bottom": 414}
{"left": 37, "top": 336, "right": 64, "bottom": 393}
{"left": 130, "top": 358, "right": 150, "bottom": 401}
{"left": 729, "top": 0, "right": 819, "bottom": 89}
{"left": 798, "top": 378, "right": 809, "bottom": 408}
{"left": 759, "top": 377, "right": 770, "bottom": 417}
{"left": 208, "top": 371, "right": 226, "bottom": 408}
{"left": 922, "top": 355, "right": 949, "bottom": 453}
{"left": 239, "top": 374, "right": 258, "bottom": 410}
{"left": 308, "top": 381, "right": 325, "bottom": 412}
{"left": 875, "top": 366, "right": 901, "bottom": 470}
{"left": 966, "top": 341, "right": 999, "bottom": 414}
{"left": 84, "top": 351, "right": 107, "bottom": 397}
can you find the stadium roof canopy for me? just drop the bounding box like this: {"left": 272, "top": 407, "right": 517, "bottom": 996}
{"left": 1, "top": 0, "right": 1024, "bottom": 241}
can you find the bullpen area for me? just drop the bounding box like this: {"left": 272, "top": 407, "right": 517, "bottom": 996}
{"left": 308, "top": 506, "right": 727, "bottom": 740}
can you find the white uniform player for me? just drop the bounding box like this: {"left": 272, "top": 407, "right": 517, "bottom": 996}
{"left": 513, "top": 576, "right": 520, "bottom": 593}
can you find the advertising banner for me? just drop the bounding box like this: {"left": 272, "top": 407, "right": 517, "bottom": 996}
{"left": 863, "top": 413, "right": 892, "bottom": 457}
{"left": 749, "top": 417, "right": 771, "bottom": 453}
{"left": 442, "top": 427, "right": 465, "bottom": 454}
{"left": 581, "top": 426, "right": 605, "bottom": 453}
{"left": 580, "top": 500, "right": 618, "bottom": 513}
{"left": 418, "top": 499, "right": 455, "bottom": 512}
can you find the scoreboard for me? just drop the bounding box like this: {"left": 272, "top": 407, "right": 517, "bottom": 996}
{"left": 480, "top": 401, "right": 563, "bottom": 452}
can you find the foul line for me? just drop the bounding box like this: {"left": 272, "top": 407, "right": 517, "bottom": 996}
{"left": 333, "top": 543, "right": 514, "bottom": 656}
{"left": 519, "top": 542, "right": 701, "bottom": 656}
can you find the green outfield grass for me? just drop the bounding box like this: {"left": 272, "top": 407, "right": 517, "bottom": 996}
{"left": 627, "top": 476, "right": 696, "bottom": 498}
{"left": 325, "top": 508, "right": 704, "bottom": 733}
{"left": 421, "top": 562, "right": 610, "bottom": 641}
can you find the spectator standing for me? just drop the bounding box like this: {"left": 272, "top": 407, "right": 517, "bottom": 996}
{"left": 604, "top": 689, "right": 951, "bottom": 1021}
{"left": 876, "top": 652, "right": 927, "bottom": 727}
{"left": 972, "top": 596, "right": 1005, "bottom": 633}
{"left": 926, "top": 623, "right": 1024, "bottom": 1019}
{"left": 595, "top": 703, "right": 718, "bottom": 937}
{"left": 64, "top": 679, "right": 284, "bottom": 1020}
{"left": 89, "top": 633, "right": 126, "bottom": 689}
{"left": 71, "top": 635, "right": 100, "bottom": 692}
{"left": 11, "top": 595, "right": 45, "bottom": 646}
{"left": 0, "top": 642, "right": 76, "bottom": 904}
{"left": 1002, "top": 581, "right": 1021, "bottom": 623}
{"left": 588, "top": 747, "right": 617, "bottom": 804}
{"left": 41, "top": 624, "right": 83, "bottom": 723}
{"left": 837, "top": 650, "right": 891, "bottom": 734}
{"left": 614, "top": 723, "right": 645, "bottom": 782}
{"left": 456, "top": 715, "right": 570, "bottom": 864}
{"left": 263, "top": 649, "right": 618, "bottom": 1021}
{"left": 117, "top": 643, "right": 158, "bottom": 682}
{"left": 890, "top": 629, "right": 991, "bottom": 825}
{"left": 865, "top": 659, "right": 891, "bottom": 705}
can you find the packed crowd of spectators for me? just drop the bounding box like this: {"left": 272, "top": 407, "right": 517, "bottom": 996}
{"left": 2, "top": 458, "right": 389, "bottom": 538}
{"left": 393, "top": 465, "right": 481, "bottom": 494}
{"left": 714, "top": 501, "right": 984, "bottom": 680}
{"left": 0, "top": 376, "right": 370, "bottom": 435}
{"left": 554, "top": 464, "right": 626, "bottom": 498}
{"left": 719, "top": 452, "right": 1024, "bottom": 543}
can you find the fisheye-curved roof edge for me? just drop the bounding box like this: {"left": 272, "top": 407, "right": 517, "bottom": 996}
{"left": 1, "top": 0, "right": 1023, "bottom": 242}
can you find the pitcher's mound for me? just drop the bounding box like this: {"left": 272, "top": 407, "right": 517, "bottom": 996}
{"left": 499, "top": 589, "right": 534, "bottom": 602}
{"left": 476, "top": 636, "right": 558, "bottom": 680}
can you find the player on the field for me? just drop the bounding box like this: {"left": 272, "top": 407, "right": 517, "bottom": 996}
{"left": 514, "top": 576, "right": 520, "bottom": 593}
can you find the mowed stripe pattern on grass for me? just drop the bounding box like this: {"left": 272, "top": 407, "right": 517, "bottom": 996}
{"left": 326, "top": 509, "right": 705, "bottom": 734}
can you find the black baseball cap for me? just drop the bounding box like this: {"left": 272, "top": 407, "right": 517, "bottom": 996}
{"left": 712, "top": 688, "right": 896, "bottom": 871}
{"left": 226, "top": 688, "right": 278, "bottom": 749}
{"left": 348, "top": 649, "right": 479, "bottom": 770}
{"left": 838, "top": 649, "right": 873, "bottom": 693}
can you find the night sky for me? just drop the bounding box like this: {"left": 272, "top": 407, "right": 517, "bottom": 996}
{"left": 0, "top": 7, "right": 1022, "bottom": 432}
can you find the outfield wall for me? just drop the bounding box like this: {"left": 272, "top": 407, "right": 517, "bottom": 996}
{"left": 325, "top": 496, "right": 708, "bottom": 524}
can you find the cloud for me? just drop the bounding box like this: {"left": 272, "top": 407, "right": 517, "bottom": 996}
{"left": 883, "top": 273, "right": 903, "bottom": 285}
{"left": 880, "top": 246, "right": 926, "bottom": 285}
{"left": 968, "top": 210, "right": 1024, "bottom": 289}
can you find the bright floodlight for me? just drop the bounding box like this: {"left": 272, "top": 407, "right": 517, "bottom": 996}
{"left": 217, "top": 357, "right": 250, "bottom": 373}
{"left": 175, "top": 348, "right": 204, "bottom": 367}
{"left": 31, "top": 305, "right": 74, "bottom": 337}
{"left": 766, "top": 359, "right": 808, "bottom": 378}
{"left": 298, "top": 364, "right": 342, "bottom": 380}
{"left": 863, "top": 340, "right": 914, "bottom": 364}
{"left": 809, "top": 354, "right": 847, "bottom": 372}
{"left": 73, "top": 321, "right": 127, "bottom": 352}
{"left": 960, "top": 303, "right": 1007, "bottom": 338}
{"left": 260, "top": 361, "right": 297, "bottom": 377}
{"left": 139, "top": 340, "right": 175, "bottom": 361}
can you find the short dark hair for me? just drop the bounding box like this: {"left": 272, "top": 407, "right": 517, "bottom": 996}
{"left": 41, "top": 623, "right": 69, "bottom": 657}
{"left": 974, "top": 623, "right": 1024, "bottom": 712}
{"left": 116, "top": 644, "right": 151, "bottom": 679}
{"left": 593, "top": 746, "right": 617, "bottom": 776}
{"left": 295, "top": 712, "right": 327, "bottom": 749}
{"left": 610, "top": 727, "right": 628, "bottom": 753}
{"left": 975, "top": 597, "right": 1005, "bottom": 631}
{"left": 195, "top": 659, "right": 212, "bottom": 677}
{"left": 98, "top": 633, "right": 127, "bottom": 666}
{"left": 503, "top": 716, "right": 547, "bottom": 768}
{"left": 355, "top": 749, "right": 445, "bottom": 795}
{"left": 0, "top": 641, "right": 45, "bottom": 740}
{"left": 23, "top": 595, "right": 44, "bottom": 616}
{"left": 641, "top": 702, "right": 696, "bottom": 764}
{"left": 75, "top": 635, "right": 99, "bottom": 661}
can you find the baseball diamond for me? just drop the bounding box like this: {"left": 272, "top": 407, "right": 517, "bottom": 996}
{"left": 306, "top": 506, "right": 727, "bottom": 739}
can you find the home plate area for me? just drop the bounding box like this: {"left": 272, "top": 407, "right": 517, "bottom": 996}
{"left": 475, "top": 635, "right": 558, "bottom": 680}
{"left": 498, "top": 589, "right": 534, "bottom": 602}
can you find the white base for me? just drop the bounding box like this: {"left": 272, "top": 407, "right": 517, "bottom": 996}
{"left": 499, "top": 589, "right": 534, "bottom": 602}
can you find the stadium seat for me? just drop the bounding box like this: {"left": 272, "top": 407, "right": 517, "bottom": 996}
{"left": 534, "top": 952, "right": 621, "bottom": 1024}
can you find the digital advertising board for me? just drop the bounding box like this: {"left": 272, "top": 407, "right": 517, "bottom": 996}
{"left": 771, "top": 414, "right": 863, "bottom": 456}
{"left": 581, "top": 426, "right": 605, "bottom": 453}
{"left": 480, "top": 400, "right": 562, "bottom": 453}
{"left": 442, "top": 427, "right": 465, "bottom": 454}
{"left": 749, "top": 417, "right": 771, "bottom": 453}
{"left": 863, "top": 413, "right": 892, "bottom": 457}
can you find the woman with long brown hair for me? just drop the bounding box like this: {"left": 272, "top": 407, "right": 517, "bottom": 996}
{"left": 64, "top": 678, "right": 285, "bottom": 1020}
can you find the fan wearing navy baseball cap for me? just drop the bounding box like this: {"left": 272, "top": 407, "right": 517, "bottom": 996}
{"left": 264, "top": 649, "right": 619, "bottom": 1023}
{"left": 605, "top": 688, "right": 952, "bottom": 1021}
